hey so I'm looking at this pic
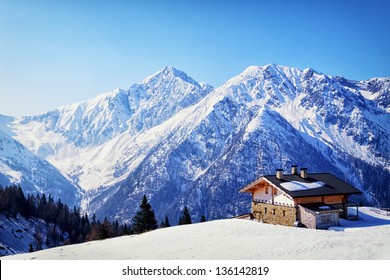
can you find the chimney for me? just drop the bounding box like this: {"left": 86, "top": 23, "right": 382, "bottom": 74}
{"left": 300, "top": 168, "right": 308, "bottom": 179}
{"left": 291, "top": 165, "right": 298, "bottom": 175}
{"left": 276, "top": 169, "right": 284, "bottom": 180}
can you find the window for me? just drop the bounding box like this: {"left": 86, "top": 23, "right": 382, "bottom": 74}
{"left": 273, "top": 188, "right": 277, "bottom": 195}
{"left": 273, "top": 209, "right": 276, "bottom": 215}
{"left": 265, "top": 187, "right": 269, "bottom": 194}
{"left": 283, "top": 210, "right": 286, "bottom": 217}
{"left": 265, "top": 207, "right": 267, "bottom": 214}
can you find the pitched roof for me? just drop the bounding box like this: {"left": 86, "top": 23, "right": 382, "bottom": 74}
{"left": 241, "top": 173, "right": 362, "bottom": 198}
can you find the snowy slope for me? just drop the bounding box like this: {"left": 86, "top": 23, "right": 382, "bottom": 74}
{"left": 2, "top": 207, "right": 389, "bottom": 260}
{"left": 0, "top": 128, "right": 82, "bottom": 206}
{"left": 3, "top": 67, "right": 212, "bottom": 191}
{"left": 1, "top": 65, "right": 389, "bottom": 224}
{"left": 0, "top": 214, "right": 66, "bottom": 256}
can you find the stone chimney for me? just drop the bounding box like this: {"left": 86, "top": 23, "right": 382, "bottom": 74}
{"left": 276, "top": 169, "right": 284, "bottom": 180}
{"left": 300, "top": 168, "right": 308, "bottom": 179}
{"left": 291, "top": 165, "right": 298, "bottom": 175}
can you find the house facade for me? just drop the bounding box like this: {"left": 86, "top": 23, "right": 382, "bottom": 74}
{"left": 239, "top": 166, "right": 362, "bottom": 229}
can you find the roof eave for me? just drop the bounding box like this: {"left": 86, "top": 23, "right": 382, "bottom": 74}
{"left": 288, "top": 190, "right": 362, "bottom": 198}
{"left": 238, "top": 177, "right": 264, "bottom": 193}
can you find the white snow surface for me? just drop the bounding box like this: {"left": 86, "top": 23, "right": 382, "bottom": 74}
{"left": 2, "top": 207, "right": 390, "bottom": 260}
{"left": 280, "top": 181, "right": 325, "bottom": 191}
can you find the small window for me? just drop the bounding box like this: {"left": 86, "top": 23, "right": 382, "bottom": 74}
{"left": 265, "top": 187, "right": 269, "bottom": 194}
{"left": 273, "top": 188, "right": 277, "bottom": 195}
{"left": 273, "top": 209, "right": 276, "bottom": 215}
{"left": 264, "top": 207, "right": 267, "bottom": 214}
{"left": 283, "top": 210, "right": 286, "bottom": 217}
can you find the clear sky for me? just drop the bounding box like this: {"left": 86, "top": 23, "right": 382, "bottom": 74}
{"left": 1, "top": 0, "right": 389, "bottom": 116}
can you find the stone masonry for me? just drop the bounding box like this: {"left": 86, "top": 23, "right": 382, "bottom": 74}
{"left": 252, "top": 201, "right": 296, "bottom": 226}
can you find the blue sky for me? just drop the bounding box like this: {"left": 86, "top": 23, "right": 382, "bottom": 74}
{"left": 1, "top": 0, "right": 389, "bottom": 116}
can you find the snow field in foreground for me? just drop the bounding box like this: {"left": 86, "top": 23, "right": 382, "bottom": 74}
{"left": 2, "top": 207, "right": 390, "bottom": 260}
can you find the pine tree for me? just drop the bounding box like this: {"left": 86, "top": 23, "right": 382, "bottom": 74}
{"left": 0, "top": 185, "right": 29, "bottom": 217}
{"left": 164, "top": 216, "right": 171, "bottom": 227}
{"left": 33, "top": 230, "right": 43, "bottom": 251}
{"left": 122, "top": 224, "right": 132, "bottom": 235}
{"left": 37, "top": 193, "right": 47, "bottom": 219}
{"left": 160, "top": 216, "right": 171, "bottom": 228}
{"left": 91, "top": 213, "right": 97, "bottom": 225}
{"left": 101, "top": 218, "right": 114, "bottom": 240}
{"left": 29, "top": 243, "right": 34, "bottom": 253}
{"left": 132, "top": 195, "right": 158, "bottom": 234}
{"left": 178, "top": 206, "right": 192, "bottom": 225}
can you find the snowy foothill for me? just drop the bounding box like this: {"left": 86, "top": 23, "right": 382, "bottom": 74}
{"left": 0, "top": 214, "right": 66, "bottom": 256}
{"left": 2, "top": 207, "right": 390, "bottom": 260}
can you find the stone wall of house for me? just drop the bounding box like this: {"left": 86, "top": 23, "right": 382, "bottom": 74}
{"left": 252, "top": 202, "right": 296, "bottom": 226}
{"left": 297, "top": 205, "right": 341, "bottom": 229}
{"left": 297, "top": 205, "right": 317, "bottom": 229}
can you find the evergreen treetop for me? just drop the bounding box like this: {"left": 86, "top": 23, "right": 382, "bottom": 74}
{"left": 160, "top": 215, "right": 171, "bottom": 228}
{"left": 178, "top": 206, "right": 192, "bottom": 225}
{"left": 132, "top": 195, "right": 158, "bottom": 234}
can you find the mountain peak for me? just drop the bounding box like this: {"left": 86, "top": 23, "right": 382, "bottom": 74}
{"left": 228, "top": 64, "right": 328, "bottom": 86}
{"left": 302, "top": 67, "right": 323, "bottom": 78}
{"left": 160, "top": 66, "right": 181, "bottom": 74}
{"left": 142, "top": 66, "right": 199, "bottom": 86}
{"left": 226, "top": 64, "right": 291, "bottom": 85}
{"left": 239, "top": 64, "right": 293, "bottom": 77}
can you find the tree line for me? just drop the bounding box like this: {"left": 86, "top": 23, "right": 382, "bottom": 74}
{"left": 127, "top": 194, "right": 206, "bottom": 233}
{"left": 0, "top": 185, "right": 130, "bottom": 247}
{"left": 0, "top": 186, "right": 205, "bottom": 252}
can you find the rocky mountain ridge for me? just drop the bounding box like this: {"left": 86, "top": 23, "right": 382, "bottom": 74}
{"left": 1, "top": 64, "right": 389, "bottom": 223}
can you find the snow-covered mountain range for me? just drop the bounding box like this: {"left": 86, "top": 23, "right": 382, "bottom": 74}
{"left": 0, "top": 117, "right": 82, "bottom": 207}
{"left": 0, "top": 64, "right": 389, "bottom": 223}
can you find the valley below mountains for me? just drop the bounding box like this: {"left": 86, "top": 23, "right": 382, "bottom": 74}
{"left": 1, "top": 64, "right": 389, "bottom": 224}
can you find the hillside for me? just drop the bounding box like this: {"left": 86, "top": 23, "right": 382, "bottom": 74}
{"left": 0, "top": 128, "right": 82, "bottom": 207}
{"left": 0, "top": 214, "right": 66, "bottom": 256}
{"left": 2, "top": 207, "right": 390, "bottom": 260}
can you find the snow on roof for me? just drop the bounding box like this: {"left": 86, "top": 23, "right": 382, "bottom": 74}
{"left": 280, "top": 181, "right": 325, "bottom": 191}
